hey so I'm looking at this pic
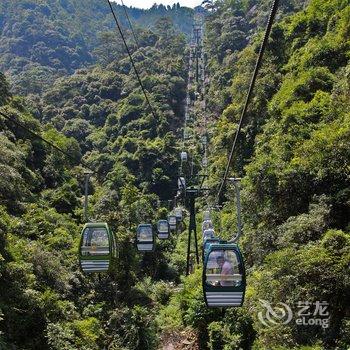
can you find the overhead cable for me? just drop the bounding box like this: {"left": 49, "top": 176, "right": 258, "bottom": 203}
{"left": 0, "top": 110, "right": 94, "bottom": 172}
{"left": 119, "top": 0, "right": 139, "bottom": 48}
{"left": 106, "top": 0, "right": 158, "bottom": 120}
{"left": 216, "top": 0, "right": 280, "bottom": 204}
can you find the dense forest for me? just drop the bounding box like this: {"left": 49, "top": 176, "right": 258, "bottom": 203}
{"left": 0, "top": 0, "right": 193, "bottom": 95}
{"left": 0, "top": 0, "right": 349, "bottom": 349}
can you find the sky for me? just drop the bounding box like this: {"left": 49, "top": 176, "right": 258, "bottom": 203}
{"left": 120, "top": 0, "right": 202, "bottom": 9}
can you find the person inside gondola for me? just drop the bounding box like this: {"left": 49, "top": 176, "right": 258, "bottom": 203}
{"left": 216, "top": 255, "right": 234, "bottom": 287}
{"left": 82, "top": 228, "right": 109, "bottom": 255}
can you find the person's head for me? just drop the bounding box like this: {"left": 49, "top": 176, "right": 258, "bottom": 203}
{"left": 216, "top": 255, "right": 225, "bottom": 268}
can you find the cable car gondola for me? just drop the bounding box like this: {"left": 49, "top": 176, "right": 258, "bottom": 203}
{"left": 181, "top": 151, "right": 188, "bottom": 162}
{"left": 136, "top": 224, "right": 154, "bottom": 252}
{"left": 203, "top": 228, "right": 215, "bottom": 241}
{"left": 174, "top": 207, "right": 183, "bottom": 222}
{"left": 202, "top": 219, "right": 213, "bottom": 232}
{"left": 202, "top": 237, "right": 221, "bottom": 261}
{"left": 203, "top": 210, "right": 211, "bottom": 221}
{"left": 79, "top": 222, "right": 116, "bottom": 273}
{"left": 203, "top": 243, "right": 246, "bottom": 307}
{"left": 168, "top": 215, "right": 177, "bottom": 231}
{"left": 157, "top": 220, "right": 170, "bottom": 239}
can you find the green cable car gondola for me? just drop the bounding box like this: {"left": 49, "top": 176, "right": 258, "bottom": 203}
{"left": 157, "top": 220, "right": 170, "bottom": 239}
{"left": 203, "top": 243, "right": 246, "bottom": 307}
{"left": 136, "top": 224, "right": 155, "bottom": 252}
{"left": 79, "top": 222, "right": 116, "bottom": 273}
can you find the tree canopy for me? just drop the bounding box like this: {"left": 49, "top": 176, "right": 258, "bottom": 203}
{"left": 0, "top": 0, "right": 349, "bottom": 349}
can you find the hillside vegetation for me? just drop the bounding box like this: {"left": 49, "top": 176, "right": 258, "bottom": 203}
{"left": 0, "top": 0, "right": 349, "bottom": 349}
{"left": 0, "top": 0, "right": 193, "bottom": 95}
{"left": 167, "top": 0, "right": 349, "bottom": 349}
{"left": 0, "top": 13, "right": 188, "bottom": 349}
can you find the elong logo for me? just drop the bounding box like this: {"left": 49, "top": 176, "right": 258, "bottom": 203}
{"left": 258, "top": 299, "right": 293, "bottom": 326}
{"left": 258, "top": 299, "right": 330, "bottom": 329}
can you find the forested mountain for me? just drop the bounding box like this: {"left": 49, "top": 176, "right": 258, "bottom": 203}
{"left": 0, "top": 0, "right": 193, "bottom": 95}
{"left": 168, "top": 0, "right": 349, "bottom": 349}
{"left": 0, "top": 0, "right": 349, "bottom": 349}
{"left": 0, "top": 10, "right": 188, "bottom": 349}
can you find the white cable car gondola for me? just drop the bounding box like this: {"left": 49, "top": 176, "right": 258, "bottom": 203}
{"left": 203, "top": 228, "right": 215, "bottom": 241}
{"left": 203, "top": 210, "right": 211, "bottom": 221}
{"left": 184, "top": 129, "right": 189, "bottom": 140}
{"left": 136, "top": 224, "right": 154, "bottom": 252}
{"left": 157, "top": 220, "right": 170, "bottom": 239}
{"left": 174, "top": 207, "right": 183, "bottom": 222}
{"left": 202, "top": 219, "right": 213, "bottom": 232}
{"left": 181, "top": 151, "right": 188, "bottom": 162}
{"left": 168, "top": 215, "right": 177, "bottom": 231}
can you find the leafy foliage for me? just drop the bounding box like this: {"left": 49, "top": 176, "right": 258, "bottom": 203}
{"left": 0, "top": 0, "right": 349, "bottom": 349}
{"left": 0, "top": 0, "right": 194, "bottom": 95}
{"left": 201, "top": 0, "right": 350, "bottom": 349}
{"left": 0, "top": 10, "right": 188, "bottom": 349}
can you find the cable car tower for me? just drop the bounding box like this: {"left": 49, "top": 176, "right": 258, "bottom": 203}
{"left": 178, "top": 14, "right": 210, "bottom": 276}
